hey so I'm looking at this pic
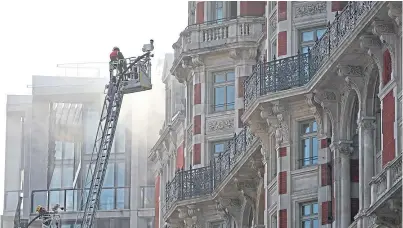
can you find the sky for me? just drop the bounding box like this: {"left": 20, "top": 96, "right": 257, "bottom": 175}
{"left": 0, "top": 0, "right": 188, "bottom": 214}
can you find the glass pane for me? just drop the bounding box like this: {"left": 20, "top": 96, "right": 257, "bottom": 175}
{"left": 55, "top": 141, "right": 63, "bottom": 160}
{"left": 64, "top": 142, "right": 75, "bottom": 159}
{"left": 99, "top": 189, "right": 114, "bottom": 210}
{"left": 302, "top": 46, "right": 310, "bottom": 54}
{"left": 312, "top": 121, "right": 317, "bottom": 132}
{"left": 116, "top": 162, "right": 126, "bottom": 187}
{"left": 116, "top": 188, "right": 127, "bottom": 209}
{"left": 51, "top": 167, "right": 62, "bottom": 188}
{"left": 214, "top": 87, "right": 225, "bottom": 111}
{"left": 226, "top": 85, "right": 235, "bottom": 110}
{"left": 214, "top": 73, "right": 226, "bottom": 83}
{"left": 302, "top": 31, "right": 314, "bottom": 42}
{"left": 313, "top": 203, "right": 318, "bottom": 214}
{"left": 302, "top": 139, "right": 310, "bottom": 166}
{"left": 5, "top": 191, "right": 19, "bottom": 211}
{"left": 49, "top": 191, "right": 62, "bottom": 208}
{"left": 32, "top": 191, "right": 47, "bottom": 213}
{"left": 313, "top": 219, "right": 319, "bottom": 228}
{"left": 226, "top": 71, "right": 235, "bottom": 81}
{"left": 301, "top": 123, "right": 310, "bottom": 134}
{"left": 65, "top": 190, "right": 78, "bottom": 211}
{"left": 312, "top": 137, "right": 318, "bottom": 160}
{"left": 85, "top": 111, "right": 99, "bottom": 154}
{"left": 302, "top": 220, "right": 311, "bottom": 228}
{"left": 316, "top": 29, "right": 326, "bottom": 40}
{"left": 104, "top": 163, "right": 115, "bottom": 187}
{"left": 62, "top": 166, "right": 74, "bottom": 187}
{"left": 302, "top": 204, "right": 311, "bottom": 216}
{"left": 214, "top": 143, "right": 225, "bottom": 153}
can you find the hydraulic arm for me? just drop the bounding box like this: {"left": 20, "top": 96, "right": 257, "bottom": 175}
{"left": 77, "top": 40, "right": 154, "bottom": 228}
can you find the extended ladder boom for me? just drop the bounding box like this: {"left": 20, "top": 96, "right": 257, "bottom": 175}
{"left": 78, "top": 41, "right": 154, "bottom": 228}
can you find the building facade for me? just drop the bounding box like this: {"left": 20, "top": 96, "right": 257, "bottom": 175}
{"left": 2, "top": 74, "right": 156, "bottom": 228}
{"left": 150, "top": 1, "right": 402, "bottom": 228}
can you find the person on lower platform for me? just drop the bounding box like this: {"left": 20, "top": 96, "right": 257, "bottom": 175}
{"left": 109, "top": 46, "right": 128, "bottom": 81}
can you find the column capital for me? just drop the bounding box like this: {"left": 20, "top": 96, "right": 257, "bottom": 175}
{"left": 358, "top": 117, "right": 376, "bottom": 131}
{"left": 332, "top": 140, "right": 354, "bottom": 157}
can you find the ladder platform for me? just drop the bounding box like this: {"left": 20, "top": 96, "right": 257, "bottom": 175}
{"left": 121, "top": 74, "right": 152, "bottom": 94}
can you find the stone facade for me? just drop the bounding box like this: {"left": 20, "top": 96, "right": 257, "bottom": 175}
{"left": 150, "top": 1, "right": 402, "bottom": 228}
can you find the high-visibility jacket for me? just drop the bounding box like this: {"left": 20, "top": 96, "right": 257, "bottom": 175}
{"left": 110, "top": 50, "right": 125, "bottom": 61}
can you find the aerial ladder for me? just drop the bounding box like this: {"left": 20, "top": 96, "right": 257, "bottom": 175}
{"left": 14, "top": 40, "right": 154, "bottom": 228}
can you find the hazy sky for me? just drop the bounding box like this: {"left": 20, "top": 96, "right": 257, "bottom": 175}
{"left": 0, "top": 0, "right": 187, "bottom": 214}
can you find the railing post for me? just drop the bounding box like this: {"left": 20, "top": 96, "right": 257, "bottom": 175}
{"left": 188, "top": 165, "right": 192, "bottom": 198}
{"left": 180, "top": 168, "right": 184, "bottom": 200}
{"left": 307, "top": 47, "right": 312, "bottom": 80}
{"left": 370, "top": 178, "right": 376, "bottom": 205}
{"left": 297, "top": 50, "right": 301, "bottom": 86}
{"left": 386, "top": 166, "right": 392, "bottom": 190}
{"left": 273, "top": 55, "right": 277, "bottom": 92}
{"left": 210, "top": 160, "right": 214, "bottom": 192}
{"left": 327, "top": 21, "right": 331, "bottom": 56}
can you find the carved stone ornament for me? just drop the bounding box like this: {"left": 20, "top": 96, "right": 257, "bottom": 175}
{"left": 372, "top": 20, "right": 395, "bottom": 36}
{"left": 269, "top": 12, "right": 277, "bottom": 31}
{"left": 258, "top": 102, "right": 290, "bottom": 146}
{"left": 337, "top": 141, "right": 354, "bottom": 157}
{"left": 305, "top": 93, "right": 323, "bottom": 137}
{"left": 294, "top": 2, "right": 327, "bottom": 18}
{"left": 207, "top": 118, "right": 234, "bottom": 133}
{"left": 359, "top": 118, "right": 376, "bottom": 131}
{"left": 359, "top": 35, "right": 383, "bottom": 68}
{"left": 387, "top": 2, "right": 402, "bottom": 27}
{"left": 336, "top": 65, "right": 363, "bottom": 78}
{"left": 191, "top": 55, "right": 204, "bottom": 67}
{"left": 229, "top": 48, "right": 258, "bottom": 61}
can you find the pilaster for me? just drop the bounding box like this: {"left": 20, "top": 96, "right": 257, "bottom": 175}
{"left": 229, "top": 47, "right": 258, "bottom": 131}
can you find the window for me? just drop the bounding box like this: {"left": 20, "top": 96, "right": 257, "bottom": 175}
{"left": 299, "top": 120, "right": 318, "bottom": 167}
{"left": 270, "top": 214, "right": 277, "bottom": 228}
{"left": 301, "top": 202, "right": 319, "bottom": 228}
{"left": 140, "top": 186, "right": 155, "bottom": 208}
{"left": 215, "top": 1, "right": 224, "bottom": 21}
{"left": 299, "top": 27, "right": 327, "bottom": 53}
{"left": 85, "top": 110, "right": 100, "bottom": 154}
{"left": 212, "top": 141, "right": 229, "bottom": 154}
{"left": 209, "top": 2, "right": 237, "bottom": 22}
{"left": 270, "top": 1, "right": 277, "bottom": 11}
{"left": 4, "top": 191, "right": 20, "bottom": 211}
{"left": 213, "top": 71, "right": 235, "bottom": 112}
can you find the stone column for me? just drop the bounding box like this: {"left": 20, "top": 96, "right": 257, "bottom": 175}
{"left": 229, "top": 48, "right": 257, "bottom": 132}
{"left": 358, "top": 117, "right": 376, "bottom": 226}
{"left": 338, "top": 141, "right": 353, "bottom": 228}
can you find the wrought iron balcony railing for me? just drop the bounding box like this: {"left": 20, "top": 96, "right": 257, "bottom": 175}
{"left": 244, "top": 1, "right": 378, "bottom": 109}
{"left": 31, "top": 187, "right": 130, "bottom": 213}
{"left": 164, "top": 127, "right": 257, "bottom": 215}
{"left": 370, "top": 153, "right": 402, "bottom": 205}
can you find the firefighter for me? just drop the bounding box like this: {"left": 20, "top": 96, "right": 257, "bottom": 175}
{"left": 109, "top": 46, "right": 128, "bottom": 81}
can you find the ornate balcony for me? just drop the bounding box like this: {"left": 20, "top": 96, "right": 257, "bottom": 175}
{"left": 244, "top": 1, "right": 381, "bottom": 110}
{"left": 369, "top": 153, "right": 402, "bottom": 208}
{"left": 171, "top": 16, "right": 265, "bottom": 73}
{"left": 163, "top": 126, "right": 259, "bottom": 217}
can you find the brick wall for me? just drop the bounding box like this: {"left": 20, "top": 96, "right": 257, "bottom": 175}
{"left": 350, "top": 159, "right": 359, "bottom": 182}
{"left": 331, "top": 1, "right": 348, "bottom": 11}
{"left": 278, "top": 171, "right": 287, "bottom": 194}
{"left": 382, "top": 49, "right": 392, "bottom": 85}
{"left": 321, "top": 201, "right": 332, "bottom": 225}
{"left": 194, "top": 83, "right": 201, "bottom": 104}
{"left": 279, "top": 147, "right": 286, "bottom": 157}
{"left": 321, "top": 163, "right": 332, "bottom": 186}
{"left": 193, "top": 143, "right": 201, "bottom": 165}
{"left": 279, "top": 209, "right": 287, "bottom": 228}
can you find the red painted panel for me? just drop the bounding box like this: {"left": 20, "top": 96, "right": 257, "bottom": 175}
{"left": 321, "top": 163, "right": 332, "bottom": 186}
{"left": 350, "top": 159, "right": 359, "bottom": 182}
{"left": 321, "top": 201, "right": 332, "bottom": 225}
{"left": 193, "top": 143, "right": 201, "bottom": 165}
{"left": 193, "top": 115, "right": 201, "bottom": 135}
{"left": 382, "top": 49, "right": 392, "bottom": 85}
{"left": 194, "top": 83, "right": 201, "bottom": 105}
{"left": 278, "top": 1, "right": 287, "bottom": 21}
{"left": 154, "top": 175, "right": 160, "bottom": 228}
{"left": 278, "top": 171, "right": 287, "bottom": 194}
{"left": 240, "top": 1, "right": 265, "bottom": 16}
{"left": 279, "top": 209, "right": 287, "bottom": 228}
{"left": 176, "top": 142, "right": 185, "bottom": 169}
{"left": 196, "top": 2, "right": 204, "bottom": 24}
{"left": 382, "top": 91, "right": 395, "bottom": 167}
{"left": 331, "top": 1, "right": 348, "bottom": 12}
{"left": 279, "top": 147, "right": 287, "bottom": 157}
{"left": 278, "top": 31, "right": 287, "bottom": 57}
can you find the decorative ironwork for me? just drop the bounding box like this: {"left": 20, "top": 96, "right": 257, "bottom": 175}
{"left": 244, "top": 1, "right": 378, "bottom": 109}
{"left": 164, "top": 126, "right": 257, "bottom": 215}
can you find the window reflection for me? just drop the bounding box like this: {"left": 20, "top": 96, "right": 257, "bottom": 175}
{"left": 116, "top": 163, "right": 125, "bottom": 187}
{"left": 99, "top": 189, "right": 114, "bottom": 210}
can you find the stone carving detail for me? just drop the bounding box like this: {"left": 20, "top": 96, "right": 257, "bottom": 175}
{"left": 340, "top": 83, "right": 353, "bottom": 117}
{"left": 337, "top": 141, "right": 354, "bottom": 157}
{"left": 230, "top": 48, "right": 258, "bottom": 61}
{"left": 387, "top": 2, "right": 402, "bottom": 26}
{"left": 259, "top": 102, "right": 290, "bottom": 146}
{"left": 359, "top": 118, "right": 376, "bottom": 131}
{"left": 191, "top": 55, "right": 204, "bottom": 67}
{"left": 337, "top": 65, "right": 363, "bottom": 77}
{"left": 207, "top": 118, "right": 234, "bottom": 133}
{"left": 305, "top": 93, "right": 323, "bottom": 137}
{"left": 178, "top": 205, "right": 203, "bottom": 228}
{"left": 269, "top": 12, "right": 277, "bottom": 31}
{"left": 294, "top": 2, "right": 327, "bottom": 18}
{"left": 372, "top": 20, "right": 395, "bottom": 35}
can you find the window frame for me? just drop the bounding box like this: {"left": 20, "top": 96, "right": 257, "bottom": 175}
{"left": 211, "top": 140, "right": 230, "bottom": 156}
{"left": 299, "top": 27, "right": 327, "bottom": 54}
{"left": 299, "top": 120, "right": 318, "bottom": 168}
{"left": 300, "top": 202, "right": 319, "bottom": 228}
{"left": 212, "top": 70, "right": 235, "bottom": 112}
